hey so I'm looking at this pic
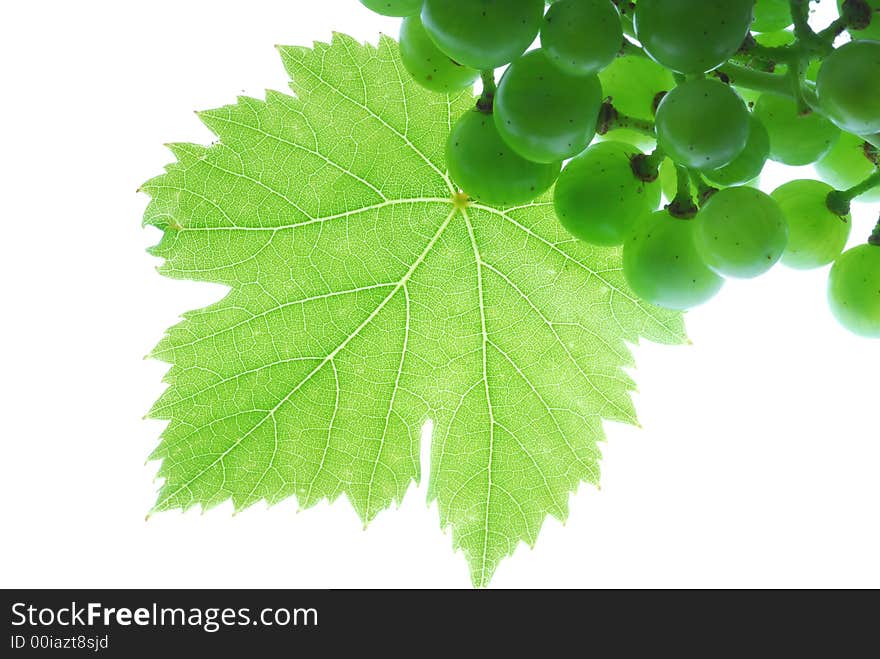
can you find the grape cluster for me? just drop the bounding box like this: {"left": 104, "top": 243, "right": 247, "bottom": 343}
{"left": 360, "top": 0, "right": 880, "bottom": 337}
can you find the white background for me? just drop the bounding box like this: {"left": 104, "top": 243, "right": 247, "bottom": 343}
{"left": 1, "top": 0, "right": 878, "bottom": 589}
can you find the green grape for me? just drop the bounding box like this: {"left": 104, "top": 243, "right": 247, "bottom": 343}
{"left": 704, "top": 116, "right": 770, "bottom": 187}
{"left": 755, "top": 29, "right": 795, "bottom": 47}
{"left": 771, "top": 180, "right": 852, "bottom": 269}
{"left": 818, "top": 41, "right": 880, "bottom": 136}
{"left": 837, "top": 0, "right": 880, "bottom": 41}
{"left": 446, "top": 109, "right": 561, "bottom": 206}
{"left": 600, "top": 128, "right": 656, "bottom": 152}
{"left": 360, "top": 0, "right": 422, "bottom": 16}
{"left": 624, "top": 211, "right": 724, "bottom": 310}
{"left": 598, "top": 56, "right": 673, "bottom": 120}
{"left": 734, "top": 86, "right": 760, "bottom": 108}
{"left": 598, "top": 55, "right": 673, "bottom": 148}
{"left": 399, "top": 16, "right": 479, "bottom": 93}
{"left": 694, "top": 187, "right": 788, "bottom": 278}
{"left": 494, "top": 49, "right": 602, "bottom": 164}
{"left": 541, "top": 0, "right": 623, "bottom": 76}
{"left": 828, "top": 243, "right": 880, "bottom": 338}
{"left": 815, "top": 132, "right": 880, "bottom": 204}
{"left": 596, "top": 128, "right": 657, "bottom": 151}
{"left": 635, "top": 0, "right": 755, "bottom": 74}
{"left": 754, "top": 93, "right": 841, "bottom": 166}
{"left": 554, "top": 141, "right": 661, "bottom": 246}
{"left": 752, "top": 0, "right": 792, "bottom": 32}
{"left": 421, "top": 0, "right": 544, "bottom": 70}
{"left": 655, "top": 78, "right": 750, "bottom": 170}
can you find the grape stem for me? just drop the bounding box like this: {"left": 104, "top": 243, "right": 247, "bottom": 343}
{"left": 727, "top": 0, "right": 862, "bottom": 112}
{"left": 788, "top": 1, "right": 842, "bottom": 56}
{"left": 787, "top": 55, "right": 809, "bottom": 115}
{"left": 715, "top": 61, "right": 825, "bottom": 116}
{"left": 643, "top": 146, "right": 665, "bottom": 171}
{"left": 790, "top": 0, "right": 818, "bottom": 46}
{"left": 736, "top": 1, "right": 839, "bottom": 66}
{"left": 870, "top": 218, "right": 880, "bottom": 247}
{"left": 596, "top": 100, "right": 655, "bottom": 137}
{"left": 667, "top": 164, "right": 698, "bottom": 219}
{"left": 477, "top": 70, "right": 496, "bottom": 113}
{"left": 826, "top": 170, "right": 880, "bottom": 216}
{"left": 736, "top": 37, "right": 796, "bottom": 70}
{"left": 816, "top": 16, "right": 851, "bottom": 43}
{"left": 612, "top": 1, "right": 637, "bottom": 39}
{"left": 630, "top": 146, "right": 664, "bottom": 182}
{"left": 715, "top": 62, "right": 791, "bottom": 97}
{"left": 617, "top": 38, "right": 797, "bottom": 100}
{"left": 689, "top": 170, "right": 718, "bottom": 205}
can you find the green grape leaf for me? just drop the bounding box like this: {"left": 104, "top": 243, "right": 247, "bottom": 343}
{"left": 142, "top": 34, "right": 687, "bottom": 586}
